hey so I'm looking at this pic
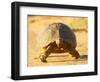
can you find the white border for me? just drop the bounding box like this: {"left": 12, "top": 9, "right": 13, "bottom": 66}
{"left": 20, "top": 6, "right": 95, "bottom": 76}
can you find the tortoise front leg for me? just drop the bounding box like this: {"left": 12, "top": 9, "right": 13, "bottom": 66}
{"left": 40, "top": 48, "right": 51, "bottom": 63}
{"left": 40, "top": 41, "right": 57, "bottom": 62}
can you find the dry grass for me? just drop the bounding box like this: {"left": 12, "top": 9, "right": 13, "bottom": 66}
{"left": 27, "top": 16, "right": 88, "bottom": 67}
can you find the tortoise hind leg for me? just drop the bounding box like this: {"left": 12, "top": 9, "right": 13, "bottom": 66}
{"left": 64, "top": 42, "right": 80, "bottom": 59}
{"left": 69, "top": 49, "right": 80, "bottom": 59}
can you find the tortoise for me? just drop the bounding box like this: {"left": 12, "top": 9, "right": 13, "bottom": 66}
{"left": 39, "top": 23, "right": 80, "bottom": 62}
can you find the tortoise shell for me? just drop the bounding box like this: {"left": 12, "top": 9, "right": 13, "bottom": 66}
{"left": 38, "top": 23, "right": 77, "bottom": 48}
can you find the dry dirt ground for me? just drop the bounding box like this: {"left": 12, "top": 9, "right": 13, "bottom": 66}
{"left": 27, "top": 16, "right": 88, "bottom": 67}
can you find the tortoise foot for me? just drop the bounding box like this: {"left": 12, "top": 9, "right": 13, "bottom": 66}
{"left": 40, "top": 55, "right": 47, "bottom": 63}
{"left": 75, "top": 55, "right": 80, "bottom": 59}
{"left": 70, "top": 49, "right": 80, "bottom": 59}
{"left": 40, "top": 59, "right": 47, "bottom": 63}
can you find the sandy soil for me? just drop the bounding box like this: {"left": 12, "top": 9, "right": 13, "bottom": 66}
{"left": 27, "top": 16, "right": 88, "bottom": 67}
